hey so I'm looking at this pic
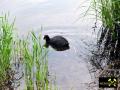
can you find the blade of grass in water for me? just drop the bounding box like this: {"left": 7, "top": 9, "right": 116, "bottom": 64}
{"left": 0, "top": 14, "right": 58, "bottom": 90}
{"left": 22, "top": 32, "right": 50, "bottom": 90}
{"left": 0, "top": 14, "right": 14, "bottom": 87}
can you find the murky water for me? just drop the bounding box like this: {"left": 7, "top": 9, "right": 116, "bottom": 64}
{"left": 0, "top": 0, "right": 99, "bottom": 90}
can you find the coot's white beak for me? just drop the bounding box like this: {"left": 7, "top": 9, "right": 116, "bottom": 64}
{"left": 43, "top": 36, "right": 46, "bottom": 40}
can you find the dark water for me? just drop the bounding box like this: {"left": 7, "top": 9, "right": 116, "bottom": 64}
{"left": 0, "top": 0, "right": 99, "bottom": 90}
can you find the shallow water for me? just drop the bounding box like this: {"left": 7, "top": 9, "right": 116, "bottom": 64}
{"left": 0, "top": 0, "right": 99, "bottom": 90}
{"left": 42, "top": 27, "right": 97, "bottom": 90}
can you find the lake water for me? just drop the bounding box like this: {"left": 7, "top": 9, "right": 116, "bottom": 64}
{"left": 0, "top": 0, "right": 99, "bottom": 90}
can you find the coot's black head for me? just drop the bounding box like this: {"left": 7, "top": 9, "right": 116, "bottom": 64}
{"left": 44, "top": 35, "right": 50, "bottom": 48}
{"left": 44, "top": 35, "right": 50, "bottom": 41}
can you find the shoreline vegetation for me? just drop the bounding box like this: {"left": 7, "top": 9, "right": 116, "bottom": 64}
{"left": 88, "top": 0, "right": 120, "bottom": 89}
{"left": 1, "top": 0, "right": 120, "bottom": 89}
{"left": 0, "top": 14, "right": 58, "bottom": 90}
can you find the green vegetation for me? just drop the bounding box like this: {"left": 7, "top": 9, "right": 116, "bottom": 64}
{"left": 0, "top": 15, "right": 58, "bottom": 89}
{"left": 90, "top": 0, "right": 120, "bottom": 69}
{"left": 0, "top": 14, "right": 14, "bottom": 87}
{"left": 90, "top": 0, "right": 120, "bottom": 30}
{"left": 22, "top": 32, "right": 49, "bottom": 90}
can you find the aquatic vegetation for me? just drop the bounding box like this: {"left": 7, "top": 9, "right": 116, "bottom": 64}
{"left": 0, "top": 14, "right": 58, "bottom": 89}
{"left": 86, "top": 1, "right": 120, "bottom": 89}
{"left": 90, "top": 0, "right": 120, "bottom": 69}
{"left": 0, "top": 14, "right": 14, "bottom": 88}
{"left": 92, "top": 0, "right": 120, "bottom": 30}
{"left": 22, "top": 32, "right": 49, "bottom": 90}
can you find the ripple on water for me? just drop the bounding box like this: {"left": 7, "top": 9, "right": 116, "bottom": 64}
{"left": 42, "top": 28, "right": 94, "bottom": 90}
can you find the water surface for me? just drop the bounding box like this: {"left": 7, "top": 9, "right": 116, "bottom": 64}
{"left": 0, "top": 0, "right": 98, "bottom": 90}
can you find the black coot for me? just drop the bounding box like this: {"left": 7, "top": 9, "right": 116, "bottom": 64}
{"left": 44, "top": 35, "right": 70, "bottom": 51}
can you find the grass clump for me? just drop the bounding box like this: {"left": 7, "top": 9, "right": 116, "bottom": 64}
{"left": 0, "top": 15, "right": 58, "bottom": 90}
{"left": 85, "top": 1, "right": 120, "bottom": 89}
{"left": 0, "top": 14, "right": 14, "bottom": 87}
{"left": 0, "top": 15, "right": 53, "bottom": 90}
{"left": 90, "top": 0, "right": 120, "bottom": 30}
{"left": 22, "top": 32, "right": 49, "bottom": 90}
{"left": 89, "top": 0, "right": 120, "bottom": 69}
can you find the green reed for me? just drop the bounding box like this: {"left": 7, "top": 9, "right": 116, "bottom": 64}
{"left": 0, "top": 14, "right": 58, "bottom": 90}
{"left": 90, "top": 0, "right": 120, "bottom": 54}
{"left": 0, "top": 14, "right": 14, "bottom": 86}
{"left": 22, "top": 32, "right": 49, "bottom": 90}
{"left": 91, "top": 0, "right": 120, "bottom": 31}
{"left": 89, "top": 0, "right": 120, "bottom": 69}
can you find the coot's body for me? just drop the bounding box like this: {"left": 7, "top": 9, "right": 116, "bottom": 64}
{"left": 44, "top": 35, "right": 69, "bottom": 51}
